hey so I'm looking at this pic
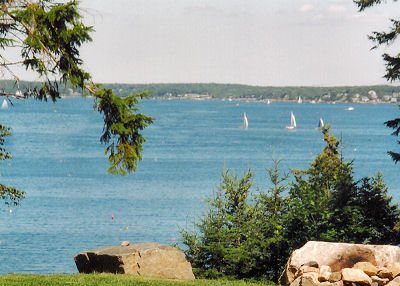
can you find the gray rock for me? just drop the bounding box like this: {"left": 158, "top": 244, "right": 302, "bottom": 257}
{"left": 74, "top": 242, "right": 195, "bottom": 280}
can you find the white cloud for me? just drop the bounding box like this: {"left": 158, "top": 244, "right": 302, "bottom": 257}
{"left": 327, "top": 5, "right": 347, "bottom": 13}
{"left": 298, "top": 4, "right": 314, "bottom": 13}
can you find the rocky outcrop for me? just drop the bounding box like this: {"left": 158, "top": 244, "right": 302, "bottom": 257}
{"left": 74, "top": 242, "right": 195, "bottom": 280}
{"left": 280, "top": 241, "right": 400, "bottom": 286}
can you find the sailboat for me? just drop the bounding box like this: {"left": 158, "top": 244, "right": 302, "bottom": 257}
{"left": 243, "top": 112, "right": 248, "bottom": 130}
{"left": 297, "top": 96, "right": 302, "bottom": 104}
{"left": 267, "top": 99, "right": 271, "bottom": 105}
{"left": 315, "top": 117, "right": 324, "bottom": 130}
{"left": 1, "top": 99, "right": 8, "bottom": 109}
{"left": 286, "top": 111, "right": 296, "bottom": 130}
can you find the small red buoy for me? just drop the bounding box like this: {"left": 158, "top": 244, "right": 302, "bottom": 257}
{"left": 111, "top": 214, "right": 114, "bottom": 220}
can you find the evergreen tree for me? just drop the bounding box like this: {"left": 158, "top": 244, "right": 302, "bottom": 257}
{"left": 180, "top": 169, "right": 257, "bottom": 279}
{"left": 0, "top": 1, "right": 154, "bottom": 206}
{"left": 285, "top": 126, "right": 362, "bottom": 250}
{"left": 181, "top": 161, "right": 290, "bottom": 281}
{"left": 285, "top": 126, "right": 400, "bottom": 250}
{"left": 354, "top": 0, "right": 400, "bottom": 163}
{"left": 0, "top": 1, "right": 153, "bottom": 176}
{"left": 252, "top": 157, "right": 289, "bottom": 281}
{"left": 356, "top": 172, "right": 400, "bottom": 244}
{"left": 181, "top": 127, "right": 400, "bottom": 282}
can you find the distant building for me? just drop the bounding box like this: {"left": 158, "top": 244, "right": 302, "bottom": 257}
{"left": 383, "top": 95, "right": 391, "bottom": 101}
{"left": 361, "top": 96, "right": 369, "bottom": 102}
{"left": 368, "top": 90, "right": 377, "bottom": 98}
{"left": 183, "top": 93, "right": 211, "bottom": 100}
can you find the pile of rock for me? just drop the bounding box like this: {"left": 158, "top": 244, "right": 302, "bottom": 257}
{"left": 289, "top": 261, "right": 400, "bottom": 286}
{"left": 280, "top": 241, "right": 400, "bottom": 286}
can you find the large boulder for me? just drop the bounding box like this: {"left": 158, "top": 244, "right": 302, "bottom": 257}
{"left": 74, "top": 242, "right": 195, "bottom": 280}
{"left": 280, "top": 241, "right": 400, "bottom": 286}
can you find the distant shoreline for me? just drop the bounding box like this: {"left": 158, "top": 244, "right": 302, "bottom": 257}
{"left": 60, "top": 94, "right": 398, "bottom": 105}
{"left": 3, "top": 80, "right": 400, "bottom": 104}
{"left": 148, "top": 96, "right": 396, "bottom": 105}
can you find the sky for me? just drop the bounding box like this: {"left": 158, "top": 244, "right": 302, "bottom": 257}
{"left": 16, "top": 0, "right": 400, "bottom": 86}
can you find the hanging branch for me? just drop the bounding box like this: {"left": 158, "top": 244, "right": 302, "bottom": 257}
{"left": 0, "top": 0, "right": 154, "bottom": 175}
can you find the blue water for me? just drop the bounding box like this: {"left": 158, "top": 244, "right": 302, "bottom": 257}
{"left": 0, "top": 98, "right": 399, "bottom": 274}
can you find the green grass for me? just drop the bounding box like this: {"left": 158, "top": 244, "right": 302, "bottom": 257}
{"left": 0, "top": 273, "right": 273, "bottom": 285}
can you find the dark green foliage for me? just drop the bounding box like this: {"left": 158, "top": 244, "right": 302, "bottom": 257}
{"left": 95, "top": 89, "right": 154, "bottom": 174}
{"left": 181, "top": 162, "right": 290, "bottom": 281}
{"left": 251, "top": 157, "right": 289, "bottom": 281}
{"left": 286, "top": 126, "right": 363, "bottom": 250}
{"left": 181, "top": 169, "right": 259, "bottom": 279}
{"left": 353, "top": 0, "right": 400, "bottom": 164}
{"left": 285, "top": 127, "right": 400, "bottom": 252}
{"left": 0, "top": 123, "right": 11, "bottom": 161}
{"left": 182, "top": 127, "right": 400, "bottom": 282}
{"left": 0, "top": 124, "right": 25, "bottom": 207}
{"left": 2, "top": 0, "right": 93, "bottom": 101}
{"left": 0, "top": 1, "right": 153, "bottom": 175}
{"left": 353, "top": 0, "right": 394, "bottom": 11}
{"left": 385, "top": 109, "right": 400, "bottom": 163}
{"left": 356, "top": 172, "right": 400, "bottom": 244}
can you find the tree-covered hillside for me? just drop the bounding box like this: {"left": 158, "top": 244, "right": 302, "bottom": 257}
{"left": 2, "top": 80, "right": 400, "bottom": 103}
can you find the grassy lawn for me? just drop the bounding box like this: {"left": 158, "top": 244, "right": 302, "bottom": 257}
{"left": 0, "top": 273, "right": 273, "bottom": 285}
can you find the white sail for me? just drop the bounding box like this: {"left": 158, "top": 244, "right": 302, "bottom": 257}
{"left": 316, "top": 117, "right": 324, "bottom": 129}
{"left": 243, "top": 112, "right": 248, "bottom": 130}
{"left": 291, "top": 112, "right": 297, "bottom": 127}
{"left": 267, "top": 99, "right": 271, "bottom": 104}
{"left": 1, "top": 99, "right": 8, "bottom": 109}
{"left": 297, "top": 96, "right": 302, "bottom": 104}
{"left": 286, "top": 112, "right": 296, "bottom": 129}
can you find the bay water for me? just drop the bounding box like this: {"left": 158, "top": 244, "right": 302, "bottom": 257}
{"left": 0, "top": 98, "right": 399, "bottom": 274}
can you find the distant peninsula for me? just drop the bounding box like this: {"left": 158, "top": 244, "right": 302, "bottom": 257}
{"left": 3, "top": 81, "right": 400, "bottom": 104}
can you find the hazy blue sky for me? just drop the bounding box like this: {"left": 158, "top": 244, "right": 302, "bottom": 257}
{"left": 29, "top": 1, "right": 400, "bottom": 86}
